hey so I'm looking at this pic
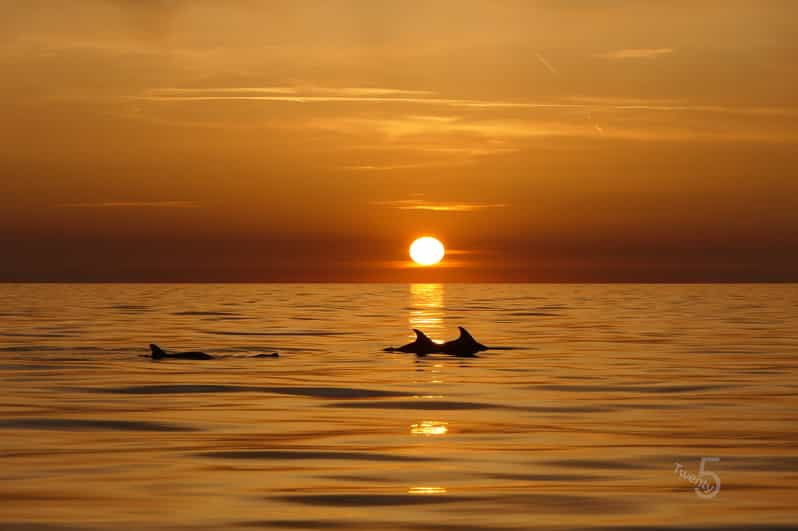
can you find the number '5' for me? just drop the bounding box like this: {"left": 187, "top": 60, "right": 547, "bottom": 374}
{"left": 696, "top": 457, "right": 721, "bottom": 499}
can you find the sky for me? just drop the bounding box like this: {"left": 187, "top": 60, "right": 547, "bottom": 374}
{"left": 1, "top": 0, "right": 797, "bottom": 282}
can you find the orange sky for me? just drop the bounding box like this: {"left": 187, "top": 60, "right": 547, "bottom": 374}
{"left": 1, "top": 1, "right": 797, "bottom": 281}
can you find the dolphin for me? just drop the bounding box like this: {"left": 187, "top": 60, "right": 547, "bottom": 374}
{"left": 440, "top": 326, "right": 488, "bottom": 357}
{"left": 150, "top": 344, "right": 214, "bottom": 360}
{"left": 383, "top": 329, "right": 441, "bottom": 356}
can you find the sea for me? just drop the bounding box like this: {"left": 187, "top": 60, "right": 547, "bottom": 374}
{"left": 0, "top": 283, "right": 796, "bottom": 530}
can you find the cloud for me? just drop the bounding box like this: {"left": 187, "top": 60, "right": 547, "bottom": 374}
{"left": 371, "top": 199, "right": 507, "bottom": 212}
{"left": 345, "top": 162, "right": 456, "bottom": 171}
{"left": 121, "top": 86, "right": 798, "bottom": 146}
{"left": 535, "top": 53, "right": 559, "bottom": 75}
{"left": 135, "top": 87, "right": 580, "bottom": 109}
{"left": 565, "top": 96, "right": 685, "bottom": 106}
{"left": 144, "top": 87, "right": 434, "bottom": 98}
{"left": 599, "top": 48, "right": 674, "bottom": 59}
{"left": 134, "top": 87, "right": 798, "bottom": 118}
{"left": 62, "top": 201, "right": 198, "bottom": 208}
{"left": 317, "top": 88, "right": 434, "bottom": 97}
{"left": 146, "top": 87, "right": 298, "bottom": 96}
{"left": 317, "top": 115, "right": 580, "bottom": 141}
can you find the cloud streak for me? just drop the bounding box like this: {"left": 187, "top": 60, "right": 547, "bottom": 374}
{"left": 62, "top": 201, "right": 199, "bottom": 209}
{"left": 134, "top": 88, "right": 798, "bottom": 117}
{"left": 145, "top": 87, "right": 435, "bottom": 97}
{"left": 599, "top": 48, "right": 674, "bottom": 59}
{"left": 371, "top": 199, "right": 507, "bottom": 212}
{"left": 535, "top": 53, "right": 559, "bottom": 75}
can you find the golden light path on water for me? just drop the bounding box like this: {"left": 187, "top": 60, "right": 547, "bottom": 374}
{"left": 407, "top": 487, "right": 448, "bottom": 495}
{"left": 408, "top": 283, "right": 445, "bottom": 341}
{"left": 410, "top": 421, "right": 449, "bottom": 436}
{"left": 408, "top": 284, "right": 450, "bottom": 469}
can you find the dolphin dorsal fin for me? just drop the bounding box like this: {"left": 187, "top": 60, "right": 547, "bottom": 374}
{"left": 458, "top": 326, "right": 476, "bottom": 341}
{"left": 413, "top": 329, "right": 434, "bottom": 344}
{"left": 458, "top": 326, "right": 487, "bottom": 351}
{"left": 150, "top": 344, "right": 166, "bottom": 358}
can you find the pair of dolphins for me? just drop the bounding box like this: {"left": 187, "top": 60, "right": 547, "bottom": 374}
{"left": 384, "top": 326, "right": 488, "bottom": 357}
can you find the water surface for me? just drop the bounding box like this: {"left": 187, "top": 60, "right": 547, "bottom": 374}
{"left": 0, "top": 283, "right": 796, "bottom": 530}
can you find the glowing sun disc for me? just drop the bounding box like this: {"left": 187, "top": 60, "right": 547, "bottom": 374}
{"left": 409, "top": 237, "right": 445, "bottom": 266}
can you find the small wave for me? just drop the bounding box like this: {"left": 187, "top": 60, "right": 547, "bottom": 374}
{"left": 274, "top": 493, "right": 636, "bottom": 513}
{"left": 107, "top": 304, "right": 153, "bottom": 313}
{"left": 540, "top": 459, "right": 651, "bottom": 470}
{"left": 0, "top": 418, "right": 197, "bottom": 432}
{"left": 481, "top": 472, "right": 611, "bottom": 482}
{"left": 0, "top": 364, "right": 64, "bottom": 371}
{"left": 214, "top": 345, "right": 321, "bottom": 353}
{"left": 91, "top": 385, "right": 412, "bottom": 399}
{"left": 696, "top": 455, "right": 798, "bottom": 472}
{"left": 172, "top": 311, "right": 240, "bottom": 316}
{"left": 316, "top": 475, "right": 396, "bottom": 483}
{"left": 0, "top": 346, "right": 110, "bottom": 354}
{"left": 0, "top": 332, "right": 77, "bottom": 338}
{"left": 200, "top": 329, "right": 354, "bottom": 337}
{"left": 0, "top": 346, "right": 74, "bottom": 353}
{"left": 523, "top": 405, "right": 616, "bottom": 413}
{"left": 275, "top": 493, "right": 471, "bottom": 506}
{"left": 326, "top": 400, "right": 500, "bottom": 410}
{"left": 534, "top": 384, "right": 730, "bottom": 394}
{"left": 198, "top": 450, "right": 438, "bottom": 462}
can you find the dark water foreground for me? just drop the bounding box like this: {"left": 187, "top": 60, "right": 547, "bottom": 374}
{"left": 0, "top": 283, "right": 796, "bottom": 530}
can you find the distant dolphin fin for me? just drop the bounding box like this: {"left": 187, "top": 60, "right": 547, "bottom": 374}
{"left": 150, "top": 344, "right": 167, "bottom": 358}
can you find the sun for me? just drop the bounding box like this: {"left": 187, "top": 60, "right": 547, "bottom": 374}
{"left": 409, "top": 237, "right": 445, "bottom": 266}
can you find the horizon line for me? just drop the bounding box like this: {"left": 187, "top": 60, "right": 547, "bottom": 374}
{"left": 1, "top": 280, "right": 796, "bottom": 285}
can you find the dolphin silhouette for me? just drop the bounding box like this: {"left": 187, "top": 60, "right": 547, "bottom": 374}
{"left": 150, "top": 344, "right": 214, "bottom": 360}
{"left": 383, "top": 329, "right": 441, "bottom": 356}
{"left": 384, "top": 327, "right": 493, "bottom": 357}
{"left": 441, "top": 326, "right": 488, "bottom": 357}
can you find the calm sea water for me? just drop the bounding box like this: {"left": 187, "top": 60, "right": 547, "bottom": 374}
{"left": 0, "top": 283, "right": 796, "bottom": 531}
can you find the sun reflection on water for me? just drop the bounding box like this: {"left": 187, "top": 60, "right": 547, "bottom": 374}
{"left": 410, "top": 420, "right": 449, "bottom": 436}
{"left": 409, "top": 283, "right": 444, "bottom": 340}
{"left": 408, "top": 486, "right": 447, "bottom": 495}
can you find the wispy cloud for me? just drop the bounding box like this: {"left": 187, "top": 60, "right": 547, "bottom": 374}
{"left": 320, "top": 87, "right": 435, "bottom": 97}
{"left": 345, "top": 162, "right": 456, "bottom": 172}
{"left": 62, "top": 201, "right": 198, "bottom": 208}
{"left": 371, "top": 199, "right": 507, "bottom": 212}
{"left": 146, "top": 87, "right": 298, "bottom": 96}
{"left": 565, "top": 96, "right": 685, "bottom": 106}
{"left": 535, "top": 53, "right": 559, "bottom": 75}
{"left": 133, "top": 87, "right": 798, "bottom": 118}
{"left": 144, "top": 87, "right": 435, "bottom": 98}
{"left": 599, "top": 48, "right": 673, "bottom": 59}
{"left": 320, "top": 115, "right": 577, "bottom": 141}
{"left": 135, "top": 88, "right": 582, "bottom": 109}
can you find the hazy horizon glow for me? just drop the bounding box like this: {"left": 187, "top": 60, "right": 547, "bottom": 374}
{"left": 2, "top": 1, "right": 797, "bottom": 282}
